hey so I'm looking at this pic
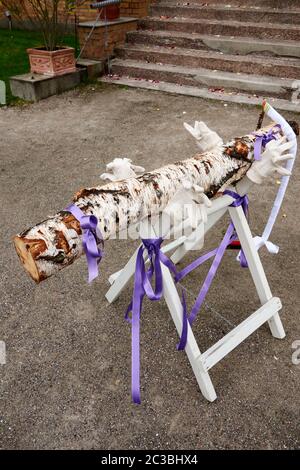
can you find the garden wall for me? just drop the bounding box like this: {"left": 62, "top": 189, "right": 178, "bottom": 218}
{"left": 76, "top": 1, "right": 153, "bottom": 61}
{"left": 78, "top": 17, "right": 137, "bottom": 60}
{"left": 77, "top": 1, "right": 152, "bottom": 21}
{"left": 0, "top": 0, "right": 152, "bottom": 28}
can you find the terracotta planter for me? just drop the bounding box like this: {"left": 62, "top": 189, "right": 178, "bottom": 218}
{"left": 27, "top": 47, "right": 76, "bottom": 77}
{"left": 99, "top": 5, "right": 120, "bottom": 21}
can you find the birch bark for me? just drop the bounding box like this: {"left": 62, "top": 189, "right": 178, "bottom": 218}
{"left": 14, "top": 124, "right": 280, "bottom": 282}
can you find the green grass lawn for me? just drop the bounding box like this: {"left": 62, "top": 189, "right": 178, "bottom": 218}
{"left": 0, "top": 28, "right": 76, "bottom": 104}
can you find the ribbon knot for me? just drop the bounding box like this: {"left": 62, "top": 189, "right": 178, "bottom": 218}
{"left": 225, "top": 190, "right": 248, "bottom": 212}
{"left": 143, "top": 239, "right": 160, "bottom": 260}
{"left": 253, "top": 125, "right": 281, "bottom": 161}
{"left": 65, "top": 204, "right": 103, "bottom": 283}
{"left": 80, "top": 214, "right": 98, "bottom": 231}
{"left": 224, "top": 190, "right": 249, "bottom": 269}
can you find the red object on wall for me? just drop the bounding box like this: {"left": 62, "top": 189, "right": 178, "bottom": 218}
{"left": 99, "top": 6, "right": 120, "bottom": 21}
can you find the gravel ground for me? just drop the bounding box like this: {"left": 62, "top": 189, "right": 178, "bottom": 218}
{"left": 0, "top": 83, "right": 299, "bottom": 450}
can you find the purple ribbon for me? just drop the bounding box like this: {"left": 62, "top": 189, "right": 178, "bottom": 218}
{"left": 176, "top": 190, "right": 249, "bottom": 350}
{"left": 125, "top": 238, "right": 183, "bottom": 404}
{"left": 124, "top": 192, "right": 249, "bottom": 400}
{"left": 253, "top": 125, "right": 281, "bottom": 161}
{"left": 65, "top": 204, "right": 103, "bottom": 283}
{"left": 224, "top": 189, "right": 249, "bottom": 269}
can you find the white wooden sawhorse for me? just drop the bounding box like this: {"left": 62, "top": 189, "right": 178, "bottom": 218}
{"left": 105, "top": 180, "right": 285, "bottom": 402}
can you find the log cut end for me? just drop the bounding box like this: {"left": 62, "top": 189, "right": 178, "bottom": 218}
{"left": 13, "top": 236, "right": 43, "bottom": 283}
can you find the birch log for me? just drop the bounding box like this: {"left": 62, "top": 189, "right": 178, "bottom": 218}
{"left": 14, "top": 124, "right": 281, "bottom": 283}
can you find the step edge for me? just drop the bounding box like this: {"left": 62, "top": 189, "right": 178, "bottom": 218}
{"left": 128, "top": 30, "right": 300, "bottom": 47}
{"left": 116, "top": 44, "right": 300, "bottom": 65}
{"left": 111, "top": 59, "right": 300, "bottom": 87}
{"left": 151, "top": 4, "right": 300, "bottom": 15}
{"left": 100, "top": 76, "right": 300, "bottom": 112}
{"left": 140, "top": 16, "right": 300, "bottom": 30}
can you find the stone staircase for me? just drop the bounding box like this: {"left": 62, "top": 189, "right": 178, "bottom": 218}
{"left": 101, "top": 0, "right": 300, "bottom": 111}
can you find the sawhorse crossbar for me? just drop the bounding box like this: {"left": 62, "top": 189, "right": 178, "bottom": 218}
{"left": 105, "top": 180, "right": 285, "bottom": 402}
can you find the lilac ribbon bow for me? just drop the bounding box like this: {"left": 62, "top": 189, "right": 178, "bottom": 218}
{"left": 65, "top": 204, "right": 103, "bottom": 283}
{"left": 125, "top": 238, "right": 182, "bottom": 404}
{"left": 253, "top": 125, "right": 281, "bottom": 161}
{"left": 176, "top": 190, "right": 249, "bottom": 350}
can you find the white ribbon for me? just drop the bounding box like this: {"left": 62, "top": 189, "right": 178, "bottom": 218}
{"left": 253, "top": 236, "right": 279, "bottom": 254}
{"left": 259, "top": 103, "right": 297, "bottom": 253}
{"left": 238, "top": 102, "right": 297, "bottom": 260}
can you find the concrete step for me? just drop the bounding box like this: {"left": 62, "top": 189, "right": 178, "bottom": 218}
{"left": 115, "top": 44, "right": 300, "bottom": 80}
{"left": 127, "top": 30, "right": 300, "bottom": 59}
{"left": 100, "top": 76, "right": 300, "bottom": 113}
{"left": 139, "top": 17, "right": 300, "bottom": 41}
{"left": 76, "top": 58, "right": 104, "bottom": 80}
{"left": 110, "top": 59, "right": 300, "bottom": 101}
{"left": 151, "top": 4, "right": 300, "bottom": 25}
{"left": 156, "top": 0, "right": 299, "bottom": 8}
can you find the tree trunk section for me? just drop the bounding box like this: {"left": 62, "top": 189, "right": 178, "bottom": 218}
{"left": 14, "top": 124, "right": 280, "bottom": 283}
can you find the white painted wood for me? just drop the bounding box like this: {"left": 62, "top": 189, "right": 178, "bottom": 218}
{"left": 106, "top": 234, "right": 187, "bottom": 297}
{"left": 149, "top": 221, "right": 217, "bottom": 402}
{"left": 171, "top": 206, "right": 227, "bottom": 264}
{"left": 0, "top": 81, "right": 6, "bottom": 105}
{"left": 106, "top": 180, "right": 286, "bottom": 402}
{"left": 162, "top": 236, "right": 187, "bottom": 253}
{"left": 106, "top": 246, "right": 139, "bottom": 303}
{"left": 160, "top": 262, "right": 217, "bottom": 402}
{"left": 118, "top": 219, "right": 217, "bottom": 401}
{"left": 229, "top": 205, "right": 285, "bottom": 339}
{"left": 170, "top": 179, "right": 251, "bottom": 264}
{"left": 108, "top": 183, "right": 252, "bottom": 287}
{"left": 113, "top": 208, "right": 219, "bottom": 289}
{"left": 201, "top": 297, "right": 282, "bottom": 371}
{"left": 109, "top": 270, "right": 123, "bottom": 285}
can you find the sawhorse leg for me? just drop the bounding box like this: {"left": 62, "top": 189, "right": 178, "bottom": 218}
{"left": 107, "top": 218, "right": 218, "bottom": 401}
{"left": 229, "top": 205, "right": 285, "bottom": 339}
{"left": 105, "top": 195, "right": 285, "bottom": 403}
{"left": 161, "top": 263, "right": 217, "bottom": 401}
{"left": 149, "top": 220, "right": 217, "bottom": 401}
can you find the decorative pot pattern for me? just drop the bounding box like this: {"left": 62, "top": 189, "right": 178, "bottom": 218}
{"left": 27, "top": 47, "right": 76, "bottom": 77}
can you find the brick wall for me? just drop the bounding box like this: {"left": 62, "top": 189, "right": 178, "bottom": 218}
{"left": 0, "top": 1, "right": 152, "bottom": 25}
{"left": 78, "top": 18, "right": 137, "bottom": 60}
{"left": 120, "top": 0, "right": 152, "bottom": 18}
{"left": 77, "top": 1, "right": 153, "bottom": 61}
{"left": 76, "top": 1, "right": 95, "bottom": 22}
{"left": 0, "top": 1, "right": 76, "bottom": 25}
{"left": 77, "top": 1, "right": 152, "bottom": 22}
